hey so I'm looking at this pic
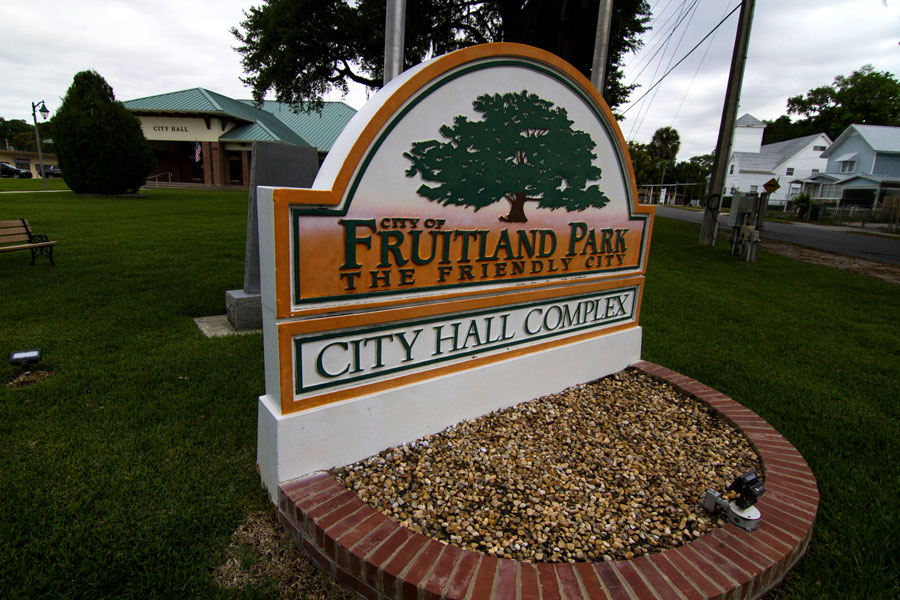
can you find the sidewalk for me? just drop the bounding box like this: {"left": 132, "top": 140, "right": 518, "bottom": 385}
{"left": 0, "top": 189, "right": 69, "bottom": 194}
{"left": 783, "top": 220, "right": 900, "bottom": 237}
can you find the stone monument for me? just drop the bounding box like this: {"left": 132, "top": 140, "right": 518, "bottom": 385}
{"left": 226, "top": 140, "right": 319, "bottom": 331}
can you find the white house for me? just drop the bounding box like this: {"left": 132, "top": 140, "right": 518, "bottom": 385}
{"left": 724, "top": 114, "right": 831, "bottom": 205}
{"left": 801, "top": 124, "right": 900, "bottom": 205}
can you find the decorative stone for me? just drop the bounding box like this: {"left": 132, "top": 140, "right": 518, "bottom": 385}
{"left": 332, "top": 369, "right": 762, "bottom": 563}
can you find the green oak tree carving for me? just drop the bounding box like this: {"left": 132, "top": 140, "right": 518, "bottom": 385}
{"left": 404, "top": 90, "right": 610, "bottom": 223}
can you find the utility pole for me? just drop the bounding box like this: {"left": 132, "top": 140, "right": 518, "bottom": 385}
{"left": 590, "top": 0, "right": 614, "bottom": 93}
{"left": 383, "top": 0, "right": 407, "bottom": 84}
{"left": 700, "top": 0, "right": 756, "bottom": 246}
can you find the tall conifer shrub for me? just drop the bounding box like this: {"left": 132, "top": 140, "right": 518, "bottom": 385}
{"left": 53, "top": 71, "right": 155, "bottom": 194}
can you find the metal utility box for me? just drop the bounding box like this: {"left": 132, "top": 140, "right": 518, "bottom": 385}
{"left": 728, "top": 193, "right": 756, "bottom": 227}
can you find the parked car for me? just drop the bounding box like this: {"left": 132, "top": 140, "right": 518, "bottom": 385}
{"left": 0, "top": 163, "right": 32, "bottom": 178}
{"left": 41, "top": 165, "right": 63, "bottom": 178}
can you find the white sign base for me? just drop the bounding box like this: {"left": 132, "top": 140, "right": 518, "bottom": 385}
{"left": 258, "top": 326, "right": 641, "bottom": 501}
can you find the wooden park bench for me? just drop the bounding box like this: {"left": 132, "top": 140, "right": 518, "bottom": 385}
{"left": 0, "top": 219, "right": 57, "bottom": 265}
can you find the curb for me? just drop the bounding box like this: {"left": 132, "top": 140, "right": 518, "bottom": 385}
{"left": 277, "top": 361, "right": 818, "bottom": 599}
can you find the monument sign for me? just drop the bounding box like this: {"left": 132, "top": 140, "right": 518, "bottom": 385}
{"left": 256, "top": 43, "right": 655, "bottom": 498}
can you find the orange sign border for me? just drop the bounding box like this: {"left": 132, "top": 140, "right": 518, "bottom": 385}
{"left": 264, "top": 43, "right": 656, "bottom": 415}
{"left": 268, "top": 43, "right": 653, "bottom": 320}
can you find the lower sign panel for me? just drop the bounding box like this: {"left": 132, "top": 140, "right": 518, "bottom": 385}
{"left": 295, "top": 286, "right": 637, "bottom": 397}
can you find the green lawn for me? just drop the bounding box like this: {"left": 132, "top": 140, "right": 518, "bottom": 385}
{"left": 641, "top": 219, "right": 899, "bottom": 598}
{"left": 1, "top": 190, "right": 897, "bottom": 598}
{"left": 1, "top": 190, "right": 279, "bottom": 598}
{"left": 0, "top": 178, "right": 69, "bottom": 192}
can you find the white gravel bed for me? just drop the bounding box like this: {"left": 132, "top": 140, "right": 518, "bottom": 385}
{"left": 331, "top": 369, "right": 761, "bottom": 563}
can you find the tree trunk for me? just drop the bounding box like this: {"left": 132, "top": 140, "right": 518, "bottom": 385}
{"left": 500, "top": 192, "right": 529, "bottom": 223}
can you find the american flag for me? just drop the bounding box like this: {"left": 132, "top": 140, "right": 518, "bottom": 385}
{"left": 194, "top": 142, "right": 201, "bottom": 163}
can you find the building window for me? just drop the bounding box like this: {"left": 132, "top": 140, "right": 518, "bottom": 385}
{"left": 750, "top": 185, "right": 758, "bottom": 193}
{"left": 786, "top": 167, "right": 794, "bottom": 176}
{"left": 840, "top": 160, "right": 856, "bottom": 173}
{"left": 813, "top": 145, "right": 826, "bottom": 151}
{"left": 820, "top": 183, "right": 840, "bottom": 198}
{"left": 729, "top": 164, "right": 734, "bottom": 174}
{"left": 812, "top": 168, "right": 819, "bottom": 175}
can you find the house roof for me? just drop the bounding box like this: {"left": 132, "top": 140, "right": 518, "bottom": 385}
{"left": 803, "top": 172, "right": 900, "bottom": 186}
{"left": 822, "top": 124, "right": 900, "bottom": 157}
{"left": 732, "top": 133, "right": 829, "bottom": 174}
{"left": 763, "top": 134, "right": 829, "bottom": 164}
{"left": 842, "top": 173, "right": 900, "bottom": 184}
{"left": 804, "top": 173, "right": 852, "bottom": 184}
{"left": 735, "top": 113, "right": 765, "bottom": 128}
{"left": 732, "top": 151, "right": 778, "bottom": 173}
{"left": 122, "top": 88, "right": 357, "bottom": 152}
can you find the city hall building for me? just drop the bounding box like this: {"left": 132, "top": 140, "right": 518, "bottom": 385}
{"left": 123, "top": 88, "right": 356, "bottom": 187}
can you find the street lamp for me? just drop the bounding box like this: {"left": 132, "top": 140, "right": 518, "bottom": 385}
{"left": 32, "top": 100, "right": 50, "bottom": 188}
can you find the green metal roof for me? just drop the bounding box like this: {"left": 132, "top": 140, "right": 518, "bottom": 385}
{"left": 243, "top": 100, "right": 357, "bottom": 152}
{"left": 123, "top": 88, "right": 356, "bottom": 151}
{"left": 123, "top": 88, "right": 227, "bottom": 114}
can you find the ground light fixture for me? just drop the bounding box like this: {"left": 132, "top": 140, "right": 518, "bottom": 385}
{"left": 702, "top": 470, "right": 766, "bottom": 531}
{"left": 9, "top": 348, "right": 42, "bottom": 370}
{"left": 31, "top": 100, "right": 50, "bottom": 188}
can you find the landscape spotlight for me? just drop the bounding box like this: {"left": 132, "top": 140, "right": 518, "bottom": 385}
{"left": 9, "top": 349, "right": 42, "bottom": 369}
{"left": 727, "top": 470, "right": 766, "bottom": 509}
{"left": 702, "top": 470, "right": 765, "bottom": 531}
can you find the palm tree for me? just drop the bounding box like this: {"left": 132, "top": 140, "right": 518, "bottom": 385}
{"left": 648, "top": 126, "right": 681, "bottom": 162}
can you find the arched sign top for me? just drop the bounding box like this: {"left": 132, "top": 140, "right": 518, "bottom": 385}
{"left": 279, "top": 43, "right": 642, "bottom": 217}
{"left": 265, "top": 43, "right": 654, "bottom": 314}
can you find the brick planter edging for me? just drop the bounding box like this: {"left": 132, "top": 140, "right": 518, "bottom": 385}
{"left": 276, "top": 361, "right": 818, "bottom": 600}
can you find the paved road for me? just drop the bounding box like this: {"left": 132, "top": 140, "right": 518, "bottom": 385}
{"left": 654, "top": 205, "right": 900, "bottom": 266}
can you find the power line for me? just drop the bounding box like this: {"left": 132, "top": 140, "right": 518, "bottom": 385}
{"left": 639, "top": 0, "right": 701, "bottom": 133}
{"left": 629, "top": 0, "right": 685, "bottom": 71}
{"left": 627, "top": 0, "right": 700, "bottom": 85}
{"left": 628, "top": 0, "right": 699, "bottom": 140}
{"left": 622, "top": 2, "right": 742, "bottom": 116}
{"left": 669, "top": 1, "right": 733, "bottom": 127}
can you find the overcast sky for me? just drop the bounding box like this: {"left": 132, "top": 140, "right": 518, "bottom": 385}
{"left": 3, "top": 0, "right": 898, "bottom": 161}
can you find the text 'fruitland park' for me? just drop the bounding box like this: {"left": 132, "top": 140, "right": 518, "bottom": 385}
{"left": 336, "top": 218, "right": 630, "bottom": 292}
